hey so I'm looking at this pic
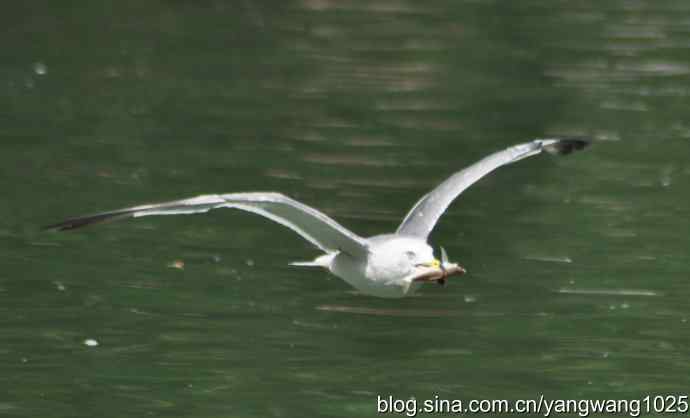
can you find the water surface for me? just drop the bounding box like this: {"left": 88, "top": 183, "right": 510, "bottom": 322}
{"left": 2, "top": 1, "right": 690, "bottom": 417}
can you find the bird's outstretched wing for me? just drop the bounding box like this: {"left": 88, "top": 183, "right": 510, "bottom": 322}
{"left": 396, "top": 138, "right": 589, "bottom": 239}
{"left": 44, "top": 192, "right": 369, "bottom": 258}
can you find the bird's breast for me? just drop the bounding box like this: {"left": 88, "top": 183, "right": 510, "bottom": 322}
{"left": 330, "top": 252, "right": 410, "bottom": 298}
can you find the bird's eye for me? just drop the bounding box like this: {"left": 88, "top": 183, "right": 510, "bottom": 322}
{"left": 405, "top": 251, "right": 417, "bottom": 260}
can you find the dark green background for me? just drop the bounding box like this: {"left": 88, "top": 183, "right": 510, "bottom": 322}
{"left": 2, "top": 1, "right": 689, "bottom": 417}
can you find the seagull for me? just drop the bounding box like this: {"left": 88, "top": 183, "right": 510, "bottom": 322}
{"left": 46, "top": 138, "right": 588, "bottom": 298}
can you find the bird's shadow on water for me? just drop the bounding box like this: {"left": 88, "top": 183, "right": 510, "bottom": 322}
{"left": 314, "top": 285, "right": 491, "bottom": 319}
{"left": 303, "top": 272, "right": 666, "bottom": 363}
{"left": 315, "top": 302, "right": 469, "bottom": 318}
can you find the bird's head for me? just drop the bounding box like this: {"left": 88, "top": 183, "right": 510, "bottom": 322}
{"left": 366, "top": 236, "right": 466, "bottom": 287}
{"left": 409, "top": 245, "right": 466, "bottom": 287}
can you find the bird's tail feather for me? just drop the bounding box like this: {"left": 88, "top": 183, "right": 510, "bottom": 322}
{"left": 289, "top": 253, "right": 336, "bottom": 268}
{"left": 289, "top": 261, "right": 324, "bottom": 267}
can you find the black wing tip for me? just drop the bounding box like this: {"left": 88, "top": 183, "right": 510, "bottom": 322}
{"left": 42, "top": 212, "right": 126, "bottom": 232}
{"left": 544, "top": 137, "right": 591, "bottom": 155}
{"left": 42, "top": 222, "right": 71, "bottom": 232}
{"left": 42, "top": 217, "right": 100, "bottom": 232}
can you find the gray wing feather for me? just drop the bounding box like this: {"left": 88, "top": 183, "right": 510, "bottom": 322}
{"left": 45, "top": 192, "right": 368, "bottom": 258}
{"left": 396, "top": 138, "right": 589, "bottom": 239}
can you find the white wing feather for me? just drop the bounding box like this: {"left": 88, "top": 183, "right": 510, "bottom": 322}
{"left": 45, "top": 192, "right": 369, "bottom": 258}
{"left": 396, "top": 138, "right": 589, "bottom": 239}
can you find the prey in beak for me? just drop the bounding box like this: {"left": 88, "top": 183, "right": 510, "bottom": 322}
{"left": 412, "top": 247, "right": 466, "bottom": 286}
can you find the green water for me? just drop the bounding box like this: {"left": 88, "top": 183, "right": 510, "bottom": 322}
{"left": 3, "top": 1, "right": 690, "bottom": 417}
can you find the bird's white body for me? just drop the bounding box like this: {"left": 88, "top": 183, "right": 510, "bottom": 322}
{"left": 47, "top": 139, "right": 588, "bottom": 298}
{"left": 327, "top": 235, "right": 433, "bottom": 298}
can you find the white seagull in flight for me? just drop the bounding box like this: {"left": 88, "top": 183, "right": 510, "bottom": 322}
{"left": 46, "top": 138, "right": 588, "bottom": 298}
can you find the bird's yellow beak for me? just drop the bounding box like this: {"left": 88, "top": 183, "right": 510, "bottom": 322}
{"left": 420, "top": 259, "right": 441, "bottom": 269}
